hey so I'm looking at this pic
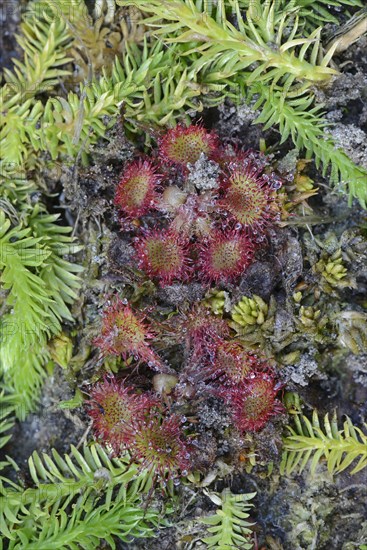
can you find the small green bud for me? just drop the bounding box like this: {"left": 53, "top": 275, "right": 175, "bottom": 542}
{"left": 314, "top": 249, "right": 351, "bottom": 288}
{"left": 231, "top": 295, "right": 268, "bottom": 329}
{"left": 202, "top": 289, "right": 228, "bottom": 315}
{"left": 256, "top": 310, "right": 265, "bottom": 325}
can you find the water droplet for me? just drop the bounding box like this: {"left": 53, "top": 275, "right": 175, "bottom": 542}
{"left": 271, "top": 179, "right": 282, "bottom": 190}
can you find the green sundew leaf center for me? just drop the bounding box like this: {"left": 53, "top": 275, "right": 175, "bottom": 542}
{"left": 217, "top": 345, "right": 253, "bottom": 382}
{"left": 169, "top": 133, "right": 211, "bottom": 164}
{"left": 115, "top": 312, "right": 146, "bottom": 348}
{"left": 225, "top": 184, "right": 267, "bottom": 225}
{"left": 100, "top": 393, "right": 134, "bottom": 429}
{"left": 210, "top": 240, "right": 241, "bottom": 272}
{"left": 242, "top": 381, "right": 274, "bottom": 420}
{"left": 124, "top": 173, "right": 151, "bottom": 209}
{"left": 147, "top": 238, "right": 183, "bottom": 275}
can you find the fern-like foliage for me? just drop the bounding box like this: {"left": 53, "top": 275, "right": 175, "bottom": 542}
{"left": 0, "top": 207, "right": 82, "bottom": 415}
{"left": 0, "top": 389, "right": 18, "bottom": 456}
{"left": 117, "top": 0, "right": 338, "bottom": 83}
{"left": 281, "top": 410, "right": 367, "bottom": 476}
{"left": 200, "top": 489, "right": 256, "bottom": 549}
{"left": 27, "top": 208, "right": 83, "bottom": 322}
{"left": 41, "top": 36, "right": 227, "bottom": 156}
{"left": 0, "top": 443, "right": 168, "bottom": 547}
{"left": 3, "top": 15, "right": 73, "bottom": 98}
{"left": 0, "top": 170, "right": 37, "bottom": 207}
{"left": 293, "top": 0, "right": 363, "bottom": 26}
{"left": 237, "top": 0, "right": 363, "bottom": 27}
{"left": 0, "top": 4, "right": 75, "bottom": 168}
{"left": 0, "top": 89, "right": 44, "bottom": 167}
